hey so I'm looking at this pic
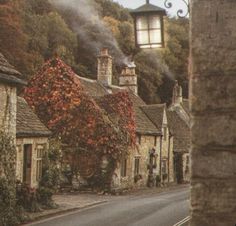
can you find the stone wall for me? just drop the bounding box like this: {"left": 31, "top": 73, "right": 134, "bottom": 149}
{"left": 0, "top": 84, "right": 17, "bottom": 139}
{"left": 16, "top": 137, "right": 49, "bottom": 188}
{"left": 114, "top": 131, "right": 175, "bottom": 189}
{"left": 190, "top": 0, "right": 236, "bottom": 225}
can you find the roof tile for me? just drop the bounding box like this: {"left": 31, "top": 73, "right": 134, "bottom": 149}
{"left": 16, "top": 97, "right": 51, "bottom": 138}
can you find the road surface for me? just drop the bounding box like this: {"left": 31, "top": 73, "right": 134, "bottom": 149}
{"left": 28, "top": 187, "right": 190, "bottom": 226}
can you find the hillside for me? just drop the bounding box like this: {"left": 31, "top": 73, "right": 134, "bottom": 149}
{"left": 0, "top": 0, "right": 189, "bottom": 104}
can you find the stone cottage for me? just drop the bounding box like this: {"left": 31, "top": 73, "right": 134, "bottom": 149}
{"left": 168, "top": 81, "right": 190, "bottom": 182}
{"left": 0, "top": 53, "right": 51, "bottom": 188}
{"left": 75, "top": 48, "right": 175, "bottom": 189}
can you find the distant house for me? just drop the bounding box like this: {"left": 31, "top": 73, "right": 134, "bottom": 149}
{"left": 168, "top": 81, "right": 191, "bottom": 182}
{"left": 73, "top": 48, "right": 175, "bottom": 189}
{"left": 0, "top": 53, "right": 51, "bottom": 188}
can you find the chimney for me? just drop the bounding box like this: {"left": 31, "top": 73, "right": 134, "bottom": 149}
{"left": 97, "top": 48, "right": 112, "bottom": 86}
{"left": 172, "top": 80, "right": 183, "bottom": 105}
{"left": 119, "top": 62, "right": 138, "bottom": 94}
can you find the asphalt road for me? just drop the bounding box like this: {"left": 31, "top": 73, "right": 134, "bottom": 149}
{"left": 29, "top": 187, "right": 190, "bottom": 226}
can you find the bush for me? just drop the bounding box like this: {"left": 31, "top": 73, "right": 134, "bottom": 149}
{"left": 0, "top": 178, "right": 19, "bottom": 226}
{"left": 16, "top": 182, "right": 40, "bottom": 213}
{"left": 134, "top": 174, "right": 142, "bottom": 183}
{"left": 37, "top": 187, "right": 54, "bottom": 208}
{"left": 0, "top": 132, "right": 22, "bottom": 226}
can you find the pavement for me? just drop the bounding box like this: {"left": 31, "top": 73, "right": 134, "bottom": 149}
{"left": 23, "top": 185, "right": 190, "bottom": 226}
{"left": 22, "top": 193, "right": 112, "bottom": 224}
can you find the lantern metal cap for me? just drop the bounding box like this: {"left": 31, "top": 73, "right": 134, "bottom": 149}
{"left": 130, "top": 2, "right": 167, "bottom": 16}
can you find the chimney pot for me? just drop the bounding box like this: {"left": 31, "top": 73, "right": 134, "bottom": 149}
{"left": 119, "top": 64, "right": 138, "bottom": 94}
{"left": 172, "top": 80, "right": 183, "bottom": 105}
{"left": 100, "top": 48, "right": 109, "bottom": 56}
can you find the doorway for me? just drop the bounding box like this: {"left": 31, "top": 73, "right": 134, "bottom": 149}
{"left": 23, "top": 144, "right": 32, "bottom": 186}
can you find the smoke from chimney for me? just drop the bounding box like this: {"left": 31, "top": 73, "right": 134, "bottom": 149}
{"left": 49, "top": 0, "right": 131, "bottom": 66}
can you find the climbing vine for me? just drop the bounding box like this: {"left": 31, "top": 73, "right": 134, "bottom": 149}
{"left": 0, "top": 132, "right": 19, "bottom": 226}
{"left": 24, "top": 58, "right": 136, "bottom": 189}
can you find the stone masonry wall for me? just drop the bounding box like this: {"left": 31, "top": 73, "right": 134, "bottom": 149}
{"left": 190, "top": 0, "right": 236, "bottom": 225}
{"left": 0, "top": 84, "right": 17, "bottom": 139}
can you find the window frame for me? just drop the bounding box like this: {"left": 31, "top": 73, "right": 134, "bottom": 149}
{"left": 36, "top": 144, "right": 46, "bottom": 182}
{"left": 120, "top": 157, "right": 127, "bottom": 177}
{"left": 134, "top": 157, "right": 140, "bottom": 176}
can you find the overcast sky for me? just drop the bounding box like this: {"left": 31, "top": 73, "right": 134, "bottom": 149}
{"left": 114, "top": 0, "right": 188, "bottom": 17}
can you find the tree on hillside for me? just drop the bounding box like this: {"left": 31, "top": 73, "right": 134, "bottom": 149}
{"left": 0, "top": 0, "right": 189, "bottom": 104}
{"left": 0, "top": 0, "right": 31, "bottom": 77}
{"left": 160, "top": 17, "right": 189, "bottom": 104}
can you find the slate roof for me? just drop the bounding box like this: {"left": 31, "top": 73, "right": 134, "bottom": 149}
{"left": 167, "top": 110, "right": 190, "bottom": 153}
{"left": 78, "top": 76, "right": 108, "bottom": 97}
{"left": 135, "top": 106, "right": 160, "bottom": 135}
{"left": 0, "top": 53, "right": 26, "bottom": 86}
{"left": 130, "top": 3, "right": 166, "bottom": 15}
{"left": 140, "top": 104, "right": 166, "bottom": 131}
{"left": 16, "top": 97, "right": 51, "bottom": 138}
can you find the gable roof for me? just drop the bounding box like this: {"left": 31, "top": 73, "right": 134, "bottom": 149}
{"left": 135, "top": 106, "right": 161, "bottom": 135}
{"left": 130, "top": 3, "right": 166, "bottom": 15}
{"left": 140, "top": 104, "right": 166, "bottom": 131}
{"left": 16, "top": 97, "right": 51, "bottom": 138}
{"left": 0, "top": 53, "right": 26, "bottom": 86}
{"left": 167, "top": 110, "right": 190, "bottom": 153}
{"left": 78, "top": 76, "right": 108, "bottom": 97}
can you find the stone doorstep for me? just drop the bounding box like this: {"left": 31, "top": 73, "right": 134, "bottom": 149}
{"left": 21, "top": 200, "right": 108, "bottom": 226}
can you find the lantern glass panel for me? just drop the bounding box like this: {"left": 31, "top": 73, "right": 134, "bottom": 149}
{"left": 137, "top": 30, "right": 149, "bottom": 45}
{"left": 150, "top": 30, "right": 161, "bottom": 43}
{"left": 136, "top": 16, "right": 148, "bottom": 30}
{"left": 149, "top": 16, "right": 161, "bottom": 29}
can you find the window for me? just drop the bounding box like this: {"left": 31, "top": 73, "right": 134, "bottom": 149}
{"left": 161, "top": 160, "right": 167, "bottom": 175}
{"left": 36, "top": 144, "right": 45, "bottom": 182}
{"left": 136, "top": 15, "right": 162, "bottom": 48}
{"left": 121, "top": 158, "right": 127, "bottom": 177}
{"left": 134, "top": 157, "right": 140, "bottom": 176}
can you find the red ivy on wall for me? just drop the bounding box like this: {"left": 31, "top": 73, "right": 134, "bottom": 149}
{"left": 24, "top": 58, "right": 136, "bottom": 160}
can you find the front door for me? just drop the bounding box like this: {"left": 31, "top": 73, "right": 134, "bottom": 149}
{"left": 23, "top": 144, "right": 32, "bottom": 186}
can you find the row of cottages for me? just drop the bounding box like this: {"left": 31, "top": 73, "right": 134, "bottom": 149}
{"left": 76, "top": 48, "right": 190, "bottom": 189}
{"left": 0, "top": 53, "right": 51, "bottom": 188}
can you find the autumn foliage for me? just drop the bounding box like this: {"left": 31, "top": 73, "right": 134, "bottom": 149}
{"left": 24, "top": 58, "right": 135, "bottom": 163}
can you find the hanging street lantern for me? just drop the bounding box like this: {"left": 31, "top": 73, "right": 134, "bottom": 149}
{"left": 130, "top": 0, "right": 167, "bottom": 49}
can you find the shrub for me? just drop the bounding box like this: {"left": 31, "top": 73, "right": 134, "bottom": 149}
{"left": 37, "top": 187, "right": 54, "bottom": 208}
{"left": 134, "top": 174, "right": 142, "bottom": 183}
{"left": 16, "top": 182, "right": 40, "bottom": 213}
{"left": 0, "top": 178, "right": 19, "bottom": 226}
